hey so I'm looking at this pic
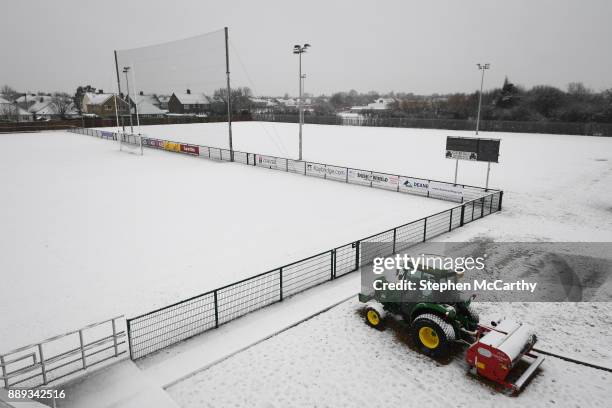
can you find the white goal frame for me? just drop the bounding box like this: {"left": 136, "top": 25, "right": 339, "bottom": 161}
{"left": 119, "top": 132, "right": 144, "bottom": 155}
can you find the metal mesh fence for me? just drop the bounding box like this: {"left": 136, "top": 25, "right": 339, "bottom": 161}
{"left": 127, "top": 293, "right": 215, "bottom": 360}
{"left": 125, "top": 190, "right": 502, "bottom": 360}
{"left": 217, "top": 272, "right": 280, "bottom": 325}
{"left": 252, "top": 113, "right": 612, "bottom": 137}
{"left": 334, "top": 243, "right": 358, "bottom": 277}
{"left": 283, "top": 253, "right": 333, "bottom": 297}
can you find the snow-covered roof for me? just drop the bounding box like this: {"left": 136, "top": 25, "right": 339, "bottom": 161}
{"left": 83, "top": 92, "right": 113, "bottom": 105}
{"left": 157, "top": 95, "right": 171, "bottom": 103}
{"left": 250, "top": 97, "right": 278, "bottom": 107}
{"left": 0, "top": 99, "right": 31, "bottom": 116}
{"left": 35, "top": 103, "right": 77, "bottom": 116}
{"left": 135, "top": 99, "right": 166, "bottom": 115}
{"left": 15, "top": 94, "right": 52, "bottom": 104}
{"left": 276, "top": 98, "right": 297, "bottom": 106}
{"left": 27, "top": 98, "right": 54, "bottom": 113}
{"left": 130, "top": 94, "right": 159, "bottom": 105}
{"left": 173, "top": 93, "right": 210, "bottom": 104}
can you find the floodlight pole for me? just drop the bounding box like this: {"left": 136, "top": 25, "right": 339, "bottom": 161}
{"left": 293, "top": 43, "right": 310, "bottom": 161}
{"left": 475, "top": 63, "right": 490, "bottom": 135}
{"left": 114, "top": 51, "right": 125, "bottom": 132}
{"left": 224, "top": 27, "right": 234, "bottom": 161}
{"left": 123, "top": 67, "right": 134, "bottom": 134}
{"left": 298, "top": 51, "right": 303, "bottom": 160}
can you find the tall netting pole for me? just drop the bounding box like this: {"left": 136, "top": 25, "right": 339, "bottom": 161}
{"left": 131, "top": 64, "right": 141, "bottom": 130}
{"left": 225, "top": 27, "right": 234, "bottom": 161}
{"left": 114, "top": 50, "right": 125, "bottom": 132}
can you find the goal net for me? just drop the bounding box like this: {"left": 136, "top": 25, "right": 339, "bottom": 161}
{"left": 118, "top": 132, "right": 143, "bottom": 155}
{"left": 113, "top": 29, "right": 233, "bottom": 144}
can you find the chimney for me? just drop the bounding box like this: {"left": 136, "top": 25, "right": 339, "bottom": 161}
{"left": 186, "top": 89, "right": 191, "bottom": 94}
{"left": 98, "top": 89, "right": 104, "bottom": 94}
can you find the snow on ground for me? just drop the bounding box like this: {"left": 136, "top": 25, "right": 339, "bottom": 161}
{"left": 107, "top": 121, "right": 612, "bottom": 241}
{"left": 2, "top": 123, "right": 611, "bottom": 407}
{"left": 167, "top": 298, "right": 612, "bottom": 408}
{"left": 0, "top": 130, "right": 452, "bottom": 351}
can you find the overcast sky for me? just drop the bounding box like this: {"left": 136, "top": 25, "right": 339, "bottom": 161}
{"left": 1, "top": 0, "right": 611, "bottom": 96}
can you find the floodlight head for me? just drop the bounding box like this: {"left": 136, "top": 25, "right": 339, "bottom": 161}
{"left": 304, "top": 43, "right": 310, "bottom": 48}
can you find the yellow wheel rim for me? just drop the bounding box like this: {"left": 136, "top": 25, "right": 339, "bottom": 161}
{"left": 419, "top": 326, "right": 439, "bottom": 349}
{"left": 367, "top": 310, "right": 380, "bottom": 326}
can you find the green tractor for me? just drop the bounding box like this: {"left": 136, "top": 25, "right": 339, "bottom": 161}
{"left": 359, "top": 257, "right": 479, "bottom": 358}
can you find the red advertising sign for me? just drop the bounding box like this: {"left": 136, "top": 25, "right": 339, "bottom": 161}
{"left": 179, "top": 144, "right": 200, "bottom": 155}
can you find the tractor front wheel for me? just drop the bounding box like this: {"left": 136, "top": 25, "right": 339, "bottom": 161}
{"left": 411, "top": 314, "right": 455, "bottom": 358}
{"left": 365, "top": 307, "right": 384, "bottom": 330}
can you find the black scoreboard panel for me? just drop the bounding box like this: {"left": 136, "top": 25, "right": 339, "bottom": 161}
{"left": 477, "top": 139, "right": 500, "bottom": 162}
{"left": 446, "top": 137, "right": 500, "bottom": 163}
{"left": 446, "top": 137, "right": 479, "bottom": 153}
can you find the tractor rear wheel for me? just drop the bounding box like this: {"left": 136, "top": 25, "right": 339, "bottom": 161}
{"left": 411, "top": 314, "right": 455, "bottom": 358}
{"left": 365, "top": 307, "right": 383, "bottom": 329}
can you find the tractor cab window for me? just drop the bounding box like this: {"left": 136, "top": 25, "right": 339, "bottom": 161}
{"left": 397, "top": 268, "right": 421, "bottom": 282}
{"left": 420, "top": 272, "right": 437, "bottom": 297}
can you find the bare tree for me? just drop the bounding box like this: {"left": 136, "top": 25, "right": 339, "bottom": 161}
{"left": 50, "top": 92, "right": 73, "bottom": 119}
{"left": 1, "top": 85, "right": 20, "bottom": 102}
{"left": 0, "top": 103, "right": 20, "bottom": 122}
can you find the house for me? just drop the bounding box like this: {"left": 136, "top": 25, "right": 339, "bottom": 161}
{"left": 0, "top": 96, "right": 33, "bottom": 122}
{"left": 168, "top": 90, "right": 210, "bottom": 114}
{"left": 82, "top": 92, "right": 130, "bottom": 118}
{"left": 351, "top": 97, "right": 397, "bottom": 112}
{"left": 127, "top": 93, "right": 167, "bottom": 117}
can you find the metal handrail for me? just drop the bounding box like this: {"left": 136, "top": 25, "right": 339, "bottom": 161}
{"left": 0, "top": 316, "right": 126, "bottom": 389}
{"left": 0, "top": 315, "right": 124, "bottom": 356}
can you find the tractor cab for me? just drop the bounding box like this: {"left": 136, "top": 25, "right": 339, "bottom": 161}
{"left": 359, "top": 254, "right": 480, "bottom": 341}
{"left": 362, "top": 254, "right": 468, "bottom": 305}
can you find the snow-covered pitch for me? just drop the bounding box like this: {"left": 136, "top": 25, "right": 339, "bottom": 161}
{"left": 0, "top": 126, "right": 455, "bottom": 351}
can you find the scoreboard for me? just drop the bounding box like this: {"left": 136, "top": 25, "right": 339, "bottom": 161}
{"left": 445, "top": 136, "right": 500, "bottom": 163}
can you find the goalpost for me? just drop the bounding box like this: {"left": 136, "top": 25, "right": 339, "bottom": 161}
{"left": 119, "top": 132, "right": 144, "bottom": 155}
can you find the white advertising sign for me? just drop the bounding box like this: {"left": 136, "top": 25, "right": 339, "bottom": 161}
{"left": 348, "top": 169, "right": 372, "bottom": 186}
{"left": 399, "top": 177, "right": 430, "bottom": 196}
{"left": 429, "top": 181, "right": 464, "bottom": 202}
{"left": 256, "top": 154, "right": 285, "bottom": 170}
{"left": 305, "top": 162, "right": 326, "bottom": 178}
{"left": 325, "top": 165, "right": 347, "bottom": 181}
{"left": 371, "top": 172, "right": 399, "bottom": 190}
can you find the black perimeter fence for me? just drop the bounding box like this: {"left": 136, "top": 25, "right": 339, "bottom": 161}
{"left": 67, "top": 127, "right": 503, "bottom": 360}
{"left": 253, "top": 113, "right": 612, "bottom": 137}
